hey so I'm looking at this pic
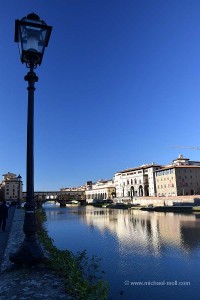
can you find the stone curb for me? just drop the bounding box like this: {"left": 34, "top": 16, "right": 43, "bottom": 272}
{"left": 1, "top": 208, "right": 24, "bottom": 272}
{"left": 0, "top": 209, "right": 70, "bottom": 299}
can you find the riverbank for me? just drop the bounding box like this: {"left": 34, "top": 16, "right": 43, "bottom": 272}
{"left": 91, "top": 195, "right": 200, "bottom": 212}
{"left": 0, "top": 208, "right": 70, "bottom": 299}
{"left": 93, "top": 203, "right": 200, "bottom": 213}
{"left": 0, "top": 208, "right": 108, "bottom": 300}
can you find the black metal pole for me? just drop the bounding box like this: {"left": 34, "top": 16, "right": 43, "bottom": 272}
{"left": 17, "top": 178, "right": 21, "bottom": 208}
{"left": 26, "top": 63, "right": 36, "bottom": 210}
{"left": 9, "top": 64, "right": 44, "bottom": 265}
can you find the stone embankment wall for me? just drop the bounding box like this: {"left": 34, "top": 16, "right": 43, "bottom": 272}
{"left": 115, "top": 196, "right": 200, "bottom": 207}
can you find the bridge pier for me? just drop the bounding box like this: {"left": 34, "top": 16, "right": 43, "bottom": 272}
{"left": 59, "top": 201, "right": 66, "bottom": 208}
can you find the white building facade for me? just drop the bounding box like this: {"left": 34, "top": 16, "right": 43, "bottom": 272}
{"left": 114, "top": 164, "right": 162, "bottom": 199}
{"left": 85, "top": 180, "right": 116, "bottom": 203}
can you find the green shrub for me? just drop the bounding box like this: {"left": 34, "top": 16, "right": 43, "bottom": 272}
{"left": 36, "top": 209, "right": 109, "bottom": 300}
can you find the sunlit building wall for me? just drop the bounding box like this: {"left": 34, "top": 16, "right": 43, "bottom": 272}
{"left": 155, "top": 155, "right": 200, "bottom": 196}
{"left": 114, "top": 164, "right": 162, "bottom": 199}
{"left": 85, "top": 179, "right": 115, "bottom": 203}
{"left": 1, "top": 172, "right": 23, "bottom": 201}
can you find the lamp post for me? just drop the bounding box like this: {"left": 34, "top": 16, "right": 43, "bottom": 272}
{"left": 17, "top": 174, "right": 22, "bottom": 208}
{"left": 9, "top": 13, "right": 52, "bottom": 265}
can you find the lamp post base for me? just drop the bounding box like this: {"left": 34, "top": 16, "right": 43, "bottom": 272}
{"left": 9, "top": 238, "right": 45, "bottom": 265}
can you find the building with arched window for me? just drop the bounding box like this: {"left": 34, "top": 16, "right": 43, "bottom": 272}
{"left": 114, "top": 164, "right": 162, "bottom": 199}
{"left": 85, "top": 179, "right": 116, "bottom": 203}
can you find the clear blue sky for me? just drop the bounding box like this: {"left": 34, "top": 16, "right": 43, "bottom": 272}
{"left": 1, "top": 0, "right": 200, "bottom": 191}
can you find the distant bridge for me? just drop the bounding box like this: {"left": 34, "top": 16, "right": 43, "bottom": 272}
{"left": 23, "top": 191, "right": 61, "bottom": 200}
{"left": 22, "top": 190, "right": 86, "bottom": 207}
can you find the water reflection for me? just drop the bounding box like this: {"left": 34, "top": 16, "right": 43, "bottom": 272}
{"left": 45, "top": 205, "right": 200, "bottom": 254}
{"left": 76, "top": 207, "right": 200, "bottom": 255}
{"left": 44, "top": 205, "right": 200, "bottom": 300}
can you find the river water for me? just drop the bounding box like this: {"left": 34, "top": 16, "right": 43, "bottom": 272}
{"left": 43, "top": 204, "right": 200, "bottom": 300}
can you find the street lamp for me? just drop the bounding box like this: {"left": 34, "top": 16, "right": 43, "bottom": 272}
{"left": 10, "top": 13, "right": 52, "bottom": 265}
{"left": 17, "top": 174, "right": 22, "bottom": 208}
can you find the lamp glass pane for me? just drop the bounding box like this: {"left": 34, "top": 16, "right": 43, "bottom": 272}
{"left": 19, "top": 24, "right": 47, "bottom": 54}
{"left": 18, "top": 30, "right": 23, "bottom": 57}
{"left": 38, "top": 29, "right": 48, "bottom": 53}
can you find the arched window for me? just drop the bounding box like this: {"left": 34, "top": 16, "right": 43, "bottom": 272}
{"left": 139, "top": 185, "right": 143, "bottom": 196}
{"left": 130, "top": 186, "right": 134, "bottom": 198}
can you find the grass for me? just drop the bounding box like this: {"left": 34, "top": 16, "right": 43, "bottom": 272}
{"left": 35, "top": 208, "right": 109, "bottom": 300}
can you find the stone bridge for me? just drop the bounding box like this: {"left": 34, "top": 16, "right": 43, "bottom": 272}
{"left": 22, "top": 191, "right": 86, "bottom": 207}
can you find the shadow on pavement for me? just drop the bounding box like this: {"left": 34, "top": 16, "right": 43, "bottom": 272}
{"left": 0, "top": 206, "right": 16, "bottom": 267}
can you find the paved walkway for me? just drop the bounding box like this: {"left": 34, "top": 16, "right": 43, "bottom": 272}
{"left": 0, "top": 207, "right": 70, "bottom": 299}
{"left": 0, "top": 206, "right": 15, "bottom": 267}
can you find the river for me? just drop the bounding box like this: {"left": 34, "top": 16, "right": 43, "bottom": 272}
{"left": 43, "top": 203, "right": 200, "bottom": 300}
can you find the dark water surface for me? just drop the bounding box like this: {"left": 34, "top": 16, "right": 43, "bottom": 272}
{"left": 44, "top": 204, "right": 200, "bottom": 300}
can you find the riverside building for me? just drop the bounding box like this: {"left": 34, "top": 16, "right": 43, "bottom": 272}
{"left": 114, "top": 163, "right": 162, "bottom": 199}
{"left": 85, "top": 179, "right": 116, "bottom": 203}
{"left": 155, "top": 155, "right": 200, "bottom": 196}
{"left": 0, "top": 172, "right": 23, "bottom": 202}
